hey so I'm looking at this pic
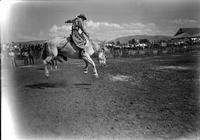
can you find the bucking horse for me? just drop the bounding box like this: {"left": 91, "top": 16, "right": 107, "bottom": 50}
{"left": 42, "top": 36, "right": 106, "bottom": 78}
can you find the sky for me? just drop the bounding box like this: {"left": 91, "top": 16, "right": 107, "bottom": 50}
{"left": 1, "top": 0, "right": 200, "bottom": 42}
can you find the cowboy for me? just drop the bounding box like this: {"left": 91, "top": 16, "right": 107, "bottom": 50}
{"left": 65, "top": 14, "right": 90, "bottom": 57}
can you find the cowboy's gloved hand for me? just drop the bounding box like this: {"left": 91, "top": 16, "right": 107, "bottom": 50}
{"left": 65, "top": 20, "right": 71, "bottom": 23}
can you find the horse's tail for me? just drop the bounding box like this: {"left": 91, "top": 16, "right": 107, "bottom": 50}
{"left": 42, "top": 42, "right": 48, "bottom": 60}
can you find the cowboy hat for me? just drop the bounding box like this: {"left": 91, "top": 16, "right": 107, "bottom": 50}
{"left": 77, "top": 14, "right": 87, "bottom": 20}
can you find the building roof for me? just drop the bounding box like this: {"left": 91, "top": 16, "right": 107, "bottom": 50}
{"left": 173, "top": 32, "right": 191, "bottom": 38}
{"left": 174, "top": 28, "right": 200, "bottom": 37}
{"left": 171, "top": 38, "right": 190, "bottom": 43}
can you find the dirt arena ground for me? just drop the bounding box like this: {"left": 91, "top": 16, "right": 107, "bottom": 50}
{"left": 2, "top": 51, "right": 200, "bottom": 140}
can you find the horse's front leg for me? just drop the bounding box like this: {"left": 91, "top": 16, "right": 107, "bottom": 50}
{"left": 91, "top": 61, "right": 98, "bottom": 78}
{"left": 43, "top": 56, "right": 53, "bottom": 77}
{"left": 54, "top": 59, "right": 58, "bottom": 70}
{"left": 83, "top": 59, "right": 89, "bottom": 74}
{"left": 82, "top": 53, "right": 98, "bottom": 78}
{"left": 50, "top": 60, "right": 53, "bottom": 70}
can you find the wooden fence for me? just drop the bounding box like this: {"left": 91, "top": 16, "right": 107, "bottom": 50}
{"left": 107, "top": 45, "right": 200, "bottom": 58}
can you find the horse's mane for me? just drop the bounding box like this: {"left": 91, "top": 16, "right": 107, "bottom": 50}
{"left": 87, "top": 39, "right": 103, "bottom": 52}
{"left": 49, "top": 37, "right": 66, "bottom": 46}
{"left": 47, "top": 37, "right": 69, "bottom": 50}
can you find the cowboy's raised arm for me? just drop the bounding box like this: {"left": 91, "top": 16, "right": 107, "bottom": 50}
{"left": 65, "top": 19, "right": 73, "bottom": 23}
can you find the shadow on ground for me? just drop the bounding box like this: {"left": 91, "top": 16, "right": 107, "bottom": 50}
{"left": 74, "top": 83, "right": 92, "bottom": 86}
{"left": 25, "top": 81, "right": 67, "bottom": 89}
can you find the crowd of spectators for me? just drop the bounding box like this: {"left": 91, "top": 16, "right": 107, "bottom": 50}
{"left": 106, "top": 38, "right": 200, "bottom": 57}
{"left": 1, "top": 41, "right": 45, "bottom": 67}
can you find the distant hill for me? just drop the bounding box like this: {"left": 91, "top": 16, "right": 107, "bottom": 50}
{"left": 113, "top": 35, "right": 172, "bottom": 44}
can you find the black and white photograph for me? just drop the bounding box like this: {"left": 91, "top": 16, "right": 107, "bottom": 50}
{"left": 1, "top": 0, "right": 200, "bottom": 139}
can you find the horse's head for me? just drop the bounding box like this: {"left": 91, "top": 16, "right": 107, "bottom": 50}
{"left": 86, "top": 38, "right": 107, "bottom": 65}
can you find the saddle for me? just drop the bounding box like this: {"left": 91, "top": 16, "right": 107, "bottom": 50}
{"left": 57, "top": 36, "right": 83, "bottom": 59}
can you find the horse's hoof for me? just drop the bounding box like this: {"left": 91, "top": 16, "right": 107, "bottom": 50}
{"left": 45, "top": 73, "right": 49, "bottom": 78}
{"left": 93, "top": 73, "right": 99, "bottom": 78}
{"left": 83, "top": 70, "right": 88, "bottom": 74}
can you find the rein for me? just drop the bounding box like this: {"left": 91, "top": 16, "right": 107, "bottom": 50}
{"left": 59, "top": 37, "right": 70, "bottom": 50}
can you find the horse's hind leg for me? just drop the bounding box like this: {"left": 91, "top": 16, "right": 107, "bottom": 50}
{"left": 50, "top": 59, "right": 58, "bottom": 70}
{"left": 43, "top": 56, "right": 53, "bottom": 77}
